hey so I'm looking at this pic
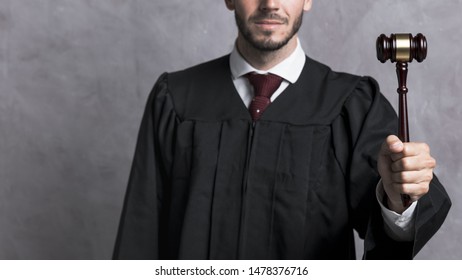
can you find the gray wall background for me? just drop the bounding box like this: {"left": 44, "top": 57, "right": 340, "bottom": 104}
{"left": 0, "top": 0, "right": 460, "bottom": 259}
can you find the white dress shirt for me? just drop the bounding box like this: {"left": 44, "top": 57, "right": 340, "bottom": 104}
{"left": 229, "top": 39, "right": 416, "bottom": 241}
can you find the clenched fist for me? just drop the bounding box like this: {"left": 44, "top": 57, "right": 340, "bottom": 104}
{"left": 378, "top": 135, "right": 436, "bottom": 214}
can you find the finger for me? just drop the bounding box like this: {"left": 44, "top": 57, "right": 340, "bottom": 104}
{"left": 388, "top": 182, "right": 430, "bottom": 199}
{"left": 391, "top": 170, "right": 434, "bottom": 184}
{"left": 390, "top": 142, "right": 431, "bottom": 162}
{"left": 380, "top": 135, "right": 404, "bottom": 156}
{"left": 391, "top": 155, "right": 437, "bottom": 172}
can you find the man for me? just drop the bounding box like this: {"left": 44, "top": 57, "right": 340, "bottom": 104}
{"left": 114, "top": 0, "right": 450, "bottom": 259}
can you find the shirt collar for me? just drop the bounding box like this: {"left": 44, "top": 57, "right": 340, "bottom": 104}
{"left": 229, "top": 39, "right": 306, "bottom": 84}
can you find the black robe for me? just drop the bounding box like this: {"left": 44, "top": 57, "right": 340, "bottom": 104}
{"left": 113, "top": 55, "right": 451, "bottom": 259}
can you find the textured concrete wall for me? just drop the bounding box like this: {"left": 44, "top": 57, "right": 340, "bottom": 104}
{"left": 0, "top": 0, "right": 460, "bottom": 259}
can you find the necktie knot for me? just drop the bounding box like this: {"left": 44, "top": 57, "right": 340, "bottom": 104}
{"left": 245, "top": 72, "right": 283, "bottom": 121}
{"left": 245, "top": 72, "right": 283, "bottom": 98}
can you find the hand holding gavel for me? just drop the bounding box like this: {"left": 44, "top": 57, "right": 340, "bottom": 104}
{"left": 376, "top": 34, "right": 434, "bottom": 210}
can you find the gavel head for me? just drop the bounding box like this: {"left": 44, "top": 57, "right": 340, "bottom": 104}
{"left": 376, "top": 33, "right": 427, "bottom": 63}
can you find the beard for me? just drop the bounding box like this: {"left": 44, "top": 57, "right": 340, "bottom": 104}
{"left": 235, "top": 10, "right": 304, "bottom": 52}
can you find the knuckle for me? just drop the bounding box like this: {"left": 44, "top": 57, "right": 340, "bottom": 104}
{"left": 402, "top": 144, "right": 410, "bottom": 155}
{"left": 422, "top": 183, "right": 430, "bottom": 193}
{"left": 427, "top": 157, "right": 437, "bottom": 168}
{"left": 424, "top": 172, "right": 433, "bottom": 182}
{"left": 420, "top": 142, "right": 430, "bottom": 153}
{"left": 401, "top": 184, "right": 414, "bottom": 194}
{"left": 406, "top": 183, "right": 430, "bottom": 200}
{"left": 400, "top": 172, "right": 410, "bottom": 183}
{"left": 423, "top": 143, "right": 430, "bottom": 152}
{"left": 415, "top": 184, "right": 430, "bottom": 197}
{"left": 400, "top": 158, "right": 411, "bottom": 170}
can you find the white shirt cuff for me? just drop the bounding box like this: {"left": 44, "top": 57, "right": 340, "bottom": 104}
{"left": 376, "top": 180, "right": 417, "bottom": 241}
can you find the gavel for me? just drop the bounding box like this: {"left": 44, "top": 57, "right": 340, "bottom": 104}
{"left": 376, "top": 33, "right": 427, "bottom": 207}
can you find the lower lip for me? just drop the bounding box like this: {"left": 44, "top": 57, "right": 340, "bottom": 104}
{"left": 255, "top": 22, "right": 282, "bottom": 30}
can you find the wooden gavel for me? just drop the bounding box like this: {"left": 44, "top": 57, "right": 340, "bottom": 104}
{"left": 376, "top": 33, "right": 427, "bottom": 207}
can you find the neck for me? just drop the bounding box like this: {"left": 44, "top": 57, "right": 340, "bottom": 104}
{"left": 236, "top": 35, "right": 298, "bottom": 71}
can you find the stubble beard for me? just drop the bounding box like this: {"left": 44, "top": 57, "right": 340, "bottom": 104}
{"left": 235, "top": 11, "right": 304, "bottom": 52}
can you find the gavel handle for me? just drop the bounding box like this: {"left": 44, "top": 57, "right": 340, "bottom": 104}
{"left": 398, "top": 92, "right": 412, "bottom": 207}
{"left": 397, "top": 62, "right": 412, "bottom": 207}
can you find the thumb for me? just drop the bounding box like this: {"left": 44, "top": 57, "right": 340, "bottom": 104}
{"left": 380, "top": 135, "right": 404, "bottom": 156}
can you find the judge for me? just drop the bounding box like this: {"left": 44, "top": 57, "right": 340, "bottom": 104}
{"left": 113, "top": 0, "right": 451, "bottom": 259}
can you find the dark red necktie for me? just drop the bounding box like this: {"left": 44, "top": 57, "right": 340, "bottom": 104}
{"left": 245, "top": 72, "right": 283, "bottom": 121}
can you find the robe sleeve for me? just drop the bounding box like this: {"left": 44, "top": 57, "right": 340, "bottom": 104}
{"left": 113, "top": 73, "right": 177, "bottom": 259}
{"left": 333, "top": 76, "right": 451, "bottom": 259}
